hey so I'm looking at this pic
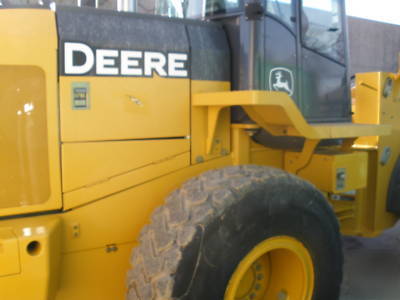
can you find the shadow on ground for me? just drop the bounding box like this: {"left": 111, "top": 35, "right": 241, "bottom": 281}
{"left": 341, "top": 222, "right": 400, "bottom": 300}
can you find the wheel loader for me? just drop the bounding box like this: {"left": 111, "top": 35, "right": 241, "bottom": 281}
{"left": 0, "top": 0, "right": 398, "bottom": 299}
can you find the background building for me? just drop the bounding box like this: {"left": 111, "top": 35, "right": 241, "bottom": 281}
{"left": 348, "top": 16, "right": 400, "bottom": 75}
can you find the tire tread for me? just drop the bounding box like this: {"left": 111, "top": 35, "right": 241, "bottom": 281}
{"left": 126, "top": 165, "right": 339, "bottom": 300}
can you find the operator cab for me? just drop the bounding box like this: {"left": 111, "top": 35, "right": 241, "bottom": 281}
{"left": 152, "top": 0, "right": 350, "bottom": 123}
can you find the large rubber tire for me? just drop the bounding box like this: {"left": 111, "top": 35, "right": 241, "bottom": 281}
{"left": 126, "top": 165, "right": 343, "bottom": 300}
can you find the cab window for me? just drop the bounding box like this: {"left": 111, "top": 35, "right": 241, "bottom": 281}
{"left": 205, "top": 0, "right": 240, "bottom": 15}
{"left": 265, "top": 0, "right": 293, "bottom": 29}
{"left": 154, "top": 0, "right": 241, "bottom": 19}
{"left": 302, "top": 0, "right": 345, "bottom": 63}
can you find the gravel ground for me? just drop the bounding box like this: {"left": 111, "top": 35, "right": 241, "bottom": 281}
{"left": 340, "top": 222, "right": 400, "bottom": 300}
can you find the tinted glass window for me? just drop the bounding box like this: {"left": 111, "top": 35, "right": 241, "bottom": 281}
{"left": 153, "top": 0, "right": 241, "bottom": 18}
{"left": 204, "top": 0, "right": 240, "bottom": 16}
{"left": 265, "top": 0, "right": 293, "bottom": 28}
{"left": 302, "top": 0, "right": 345, "bottom": 63}
{"left": 155, "top": 0, "right": 185, "bottom": 17}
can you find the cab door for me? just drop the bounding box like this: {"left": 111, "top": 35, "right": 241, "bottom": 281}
{"left": 263, "top": 0, "right": 299, "bottom": 105}
{"left": 299, "top": 0, "right": 350, "bottom": 122}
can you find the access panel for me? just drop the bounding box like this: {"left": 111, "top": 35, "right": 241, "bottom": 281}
{"left": 57, "top": 7, "right": 190, "bottom": 142}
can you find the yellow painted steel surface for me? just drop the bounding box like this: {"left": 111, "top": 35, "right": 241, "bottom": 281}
{"left": 0, "top": 66, "right": 50, "bottom": 209}
{"left": 0, "top": 10, "right": 61, "bottom": 217}
{"left": 0, "top": 152, "right": 231, "bottom": 300}
{"left": 346, "top": 72, "right": 400, "bottom": 236}
{"left": 250, "top": 144, "right": 283, "bottom": 169}
{"left": 191, "top": 80, "right": 231, "bottom": 163}
{"left": 194, "top": 90, "right": 391, "bottom": 140}
{"left": 0, "top": 228, "right": 20, "bottom": 277}
{"left": 56, "top": 242, "right": 135, "bottom": 300}
{"left": 225, "top": 236, "right": 314, "bottom": 300}
{"left": 286, "top": 151, "right": 368, "bottom": 193}
{"left": 353, "top": 74, "right": 381, "bottom": 148}
{"left": 231, "top": 124, "right": 283, "bottom": 169}
{"left": 57, "top": 155, "right": 232, "bottom": 299}
{"left": 0, "top": 216, "right": 61, "bottom": 300}
{"left": 60, "top": 76, "right": 189, "bottom": 142}
{"left": 62, "top": 139, "right": 190, "bottom": 209}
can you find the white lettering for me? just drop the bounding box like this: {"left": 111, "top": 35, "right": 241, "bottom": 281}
{"left": 168, "top": 53, "right": 188, "bottom": 77}
{"left": 96, "top": 49, "right": 119, "bottom": 75}
{"left": 144, "top": 52, "right": 167, "bottom": 77}
{"left": 65, "top": 42, "right": 94, "bottom": 75}
{"left": 121, "top": 51, "right": 143, "bottom": 76}
{"left": 63, "top": 42, "right": 189, "bottom": 78}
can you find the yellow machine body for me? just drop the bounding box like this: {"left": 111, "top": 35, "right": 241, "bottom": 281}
{"left": 0, "top": 8, "right": 399, "bottom": 300}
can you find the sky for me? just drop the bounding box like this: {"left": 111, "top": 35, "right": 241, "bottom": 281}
{"left": 346, "top": 0, "right": 400, "bottom": 25}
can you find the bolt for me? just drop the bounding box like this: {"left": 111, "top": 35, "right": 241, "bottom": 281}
{"left": 221, "top": 148, "right": 229, "bottom": 156}
{"left": 255, "top": 283, "right": 261, "bottom": 290}
{"left": 257, "top": 274, "right": 264, "bottom": 280}
{"left": 277, "top": 290, "right": 288, "bottom": 300}
{"left": 255, "top": 263, "right": 262, "bottom": 271}
{"left": 195, "top": 156, "right": 204, "bottom": 163}
{"left": 106, "top": 244, "right": 118, "bottom": 253}
{"left": 72, "top": 223, "right": 80, "bottom": 238}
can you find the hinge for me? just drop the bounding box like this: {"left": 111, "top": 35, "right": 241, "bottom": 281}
{"left": 245, "top": 2, "right": 264, "bottom": 21}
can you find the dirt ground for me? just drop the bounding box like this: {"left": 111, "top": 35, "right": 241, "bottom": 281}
{"left": 340, "top": 222, "right": 400, "bottom": 300}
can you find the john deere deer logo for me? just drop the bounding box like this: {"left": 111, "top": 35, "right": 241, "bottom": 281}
{"left": 269, "top": 67, "right": 294, "bottom": 96}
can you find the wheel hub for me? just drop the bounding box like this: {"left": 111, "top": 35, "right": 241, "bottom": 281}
{"left": 225, "top": 236, "right": 314, "bottom": 300}
{"left": 235, "top": 257, "right": 269, "bottom": 300}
